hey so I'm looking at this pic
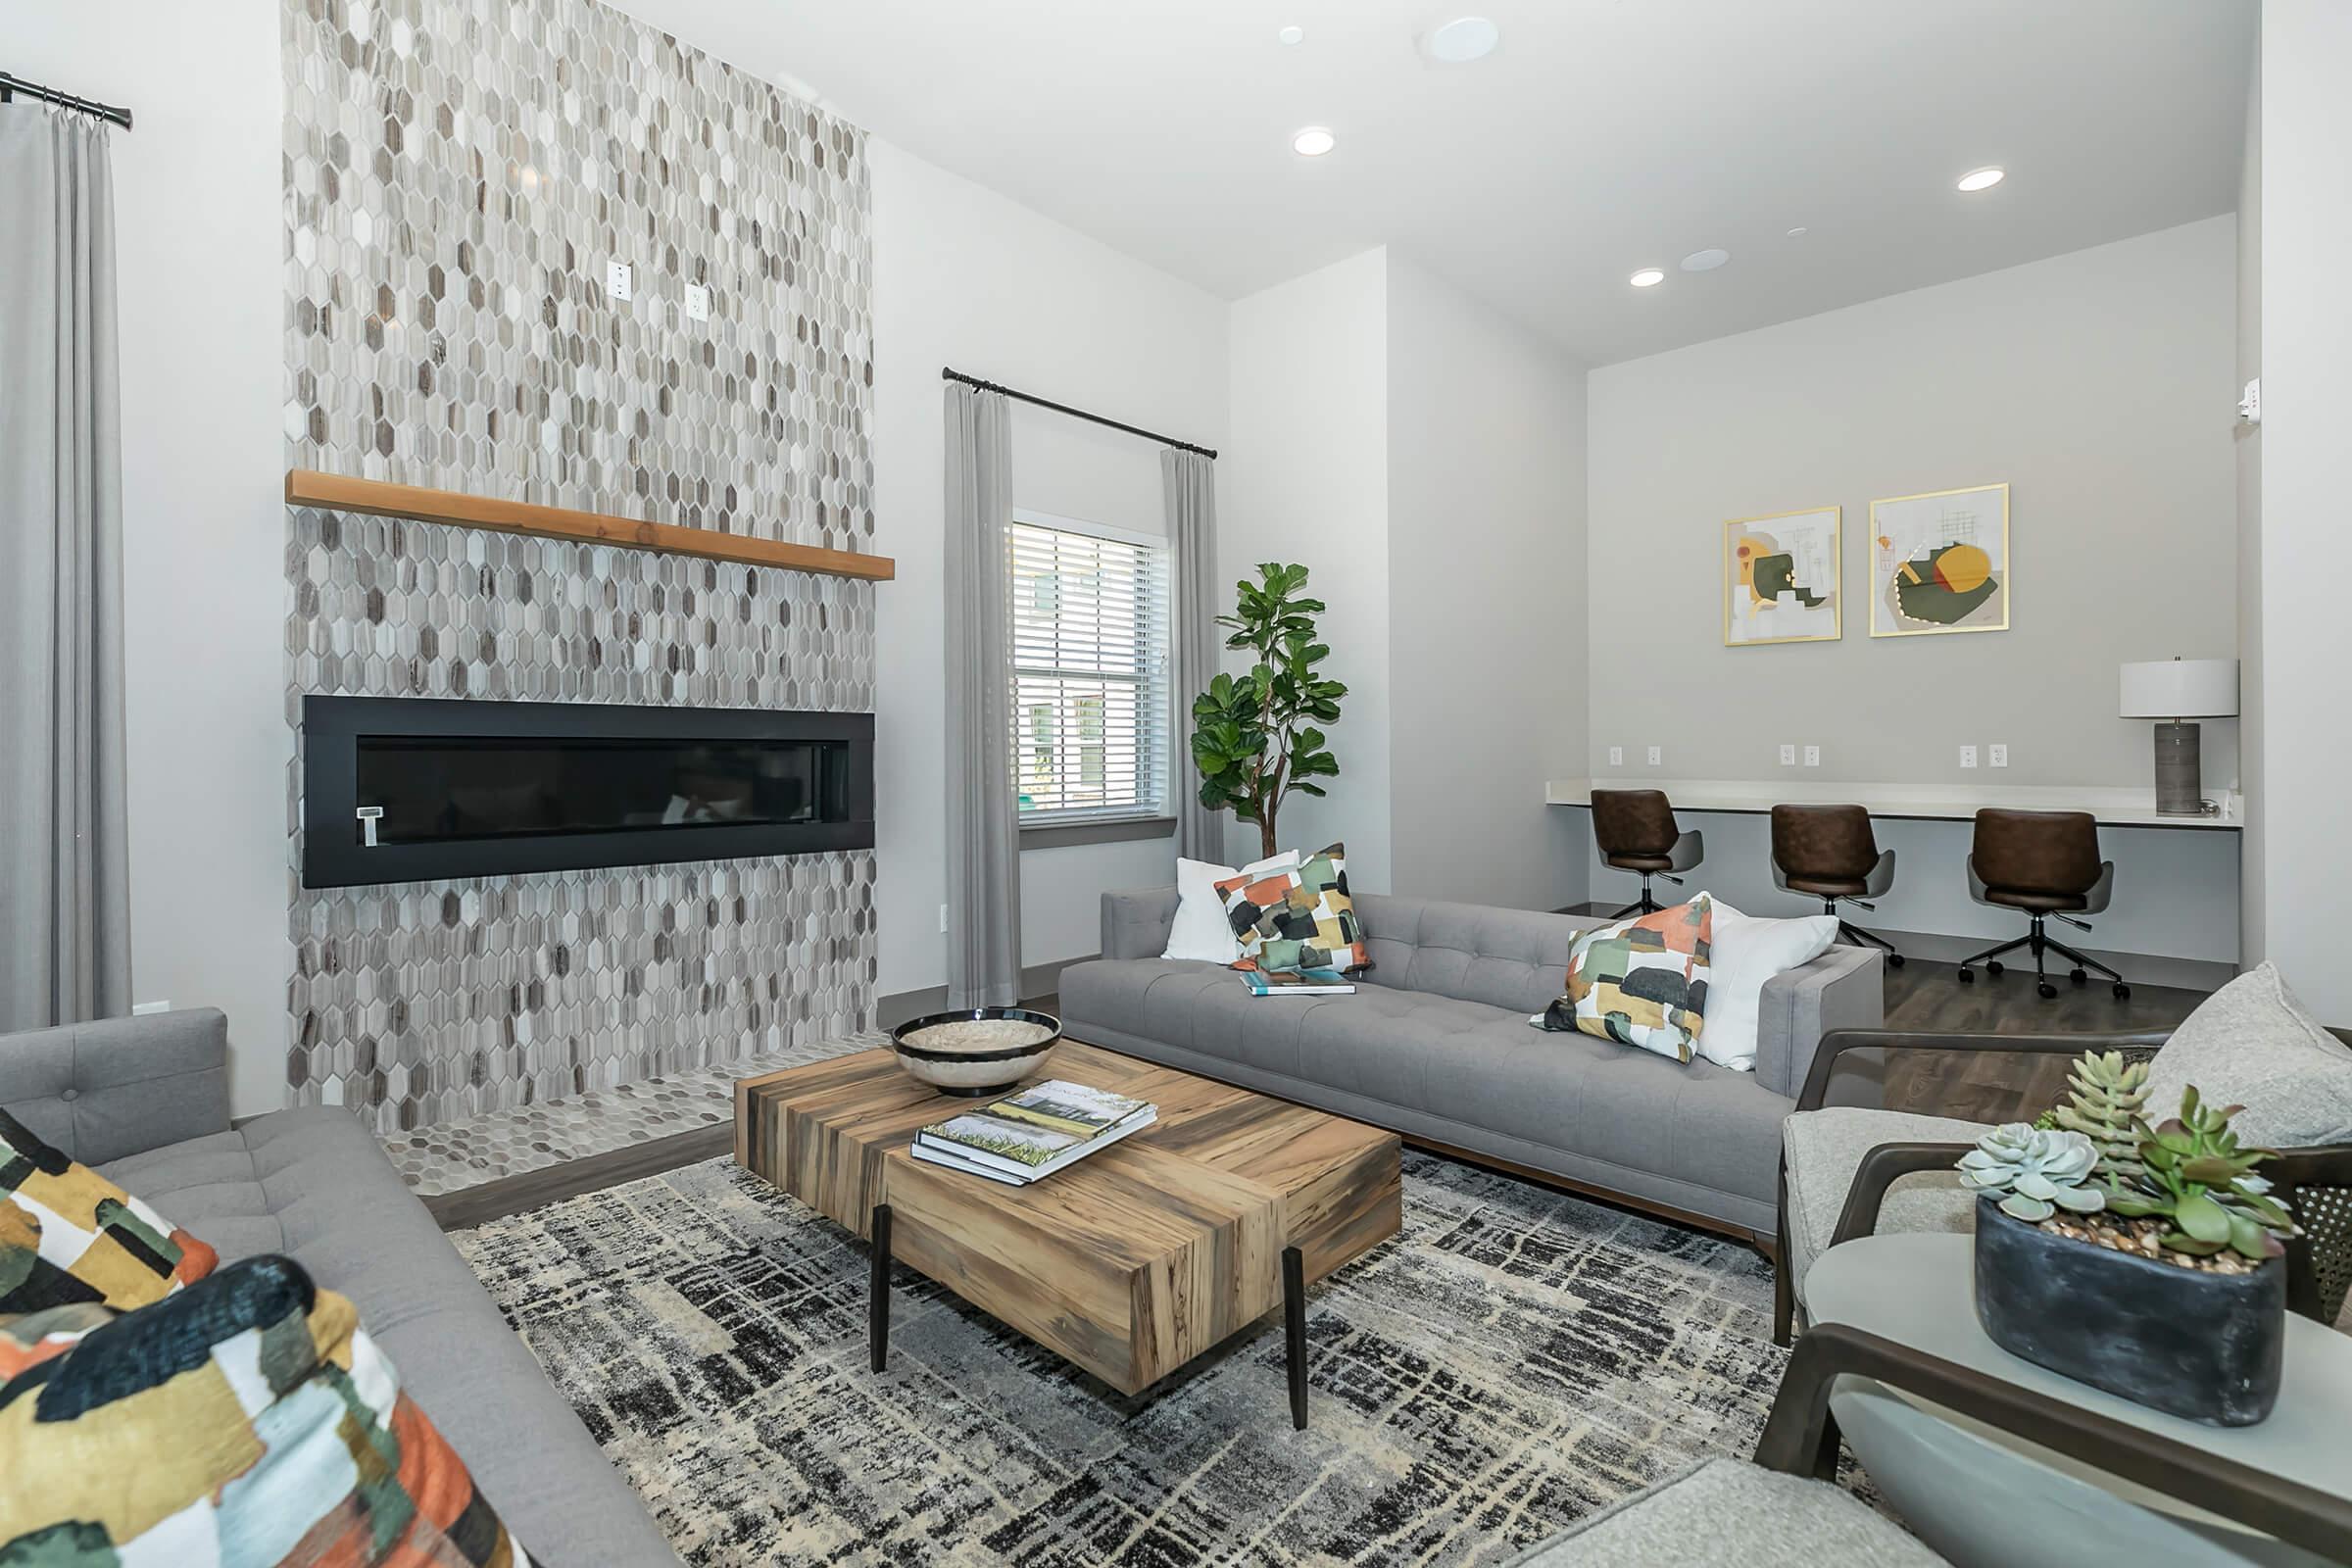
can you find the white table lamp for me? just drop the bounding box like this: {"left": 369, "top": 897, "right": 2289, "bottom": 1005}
{"left": 2119, "top": 658, "right": 2237, "bottom": 815}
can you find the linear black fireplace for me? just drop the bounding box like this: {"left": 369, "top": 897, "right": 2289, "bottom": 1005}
{"left": 302, "top": 696, "right": 875, "bottom": 888}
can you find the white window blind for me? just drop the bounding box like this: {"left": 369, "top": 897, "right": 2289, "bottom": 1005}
{"left": 1008, "top": 515, "right": 1173, "bottom": 822}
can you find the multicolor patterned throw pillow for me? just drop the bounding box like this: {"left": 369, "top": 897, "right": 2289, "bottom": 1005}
{"left": 0, "top": 1107, "right": 217, "bottom": 1313}
{"left": 0, "top": 1253, "right": 539, "bottom": 1566}
{"left": 1215, "top": 842, "right": 1371, "bottom": 974}
{"left": 1550, "top": 895, "right": 1715, "bottom": 1062}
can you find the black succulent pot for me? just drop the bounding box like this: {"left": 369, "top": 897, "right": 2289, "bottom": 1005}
{"left": 1972, "top": 1196, "right": 2285, "bottom": 1426}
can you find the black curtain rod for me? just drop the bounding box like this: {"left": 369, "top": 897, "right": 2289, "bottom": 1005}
{"left": 0, "top": 72, "right": 133, "bottom": 129}
{"left": 942, "top": 368, "right": 1215, "bottom": 460}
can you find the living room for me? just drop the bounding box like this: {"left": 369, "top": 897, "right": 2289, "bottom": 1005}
{"left": 5, "top": 1, "right": 2349, "bottom": 1564}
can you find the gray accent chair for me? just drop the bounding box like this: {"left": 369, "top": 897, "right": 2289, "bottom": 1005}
{"left": 1060, "top": 889, "right": 1883, "bottom": 1246}
{"left": 0, "top": 1009, "right": 678, "bottom": 1568}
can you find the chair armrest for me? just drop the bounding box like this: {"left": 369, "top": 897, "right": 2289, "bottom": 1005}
{"left": 1795, "top": 1027, "right": 2173, "bottom": 1112}
{"left": 2270, "top": 1144, "right": 2352, "bottom": 1323}
{"left": 1667, "top": 828, "right": 1704, "bottom": 873}
{"left": 1829, "top": 1142, "right": 1977, "bottom": 1249}
{"left": 1756, "top": 1323, "right": 2352, "bottom": 1562}
{"left": 0, "top": 1008, "right": 233, "bottom": 1165}
{"left": 1754, "top": 946, "right": 1885, "bottom": 1100}
{"left": 1101, "top": 887, "right": 1182, "bottom": 960}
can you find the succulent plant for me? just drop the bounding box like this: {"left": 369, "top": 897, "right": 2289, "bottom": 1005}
{"left": 1958, "top": 1124, "right": 2109, "bottom": 1223}
{"left": 2104, "top": 1086, "right": 2297, "bottom": 1261}
{"left": 2050, "top": 1050, "right": 2152, "bottom": 1184}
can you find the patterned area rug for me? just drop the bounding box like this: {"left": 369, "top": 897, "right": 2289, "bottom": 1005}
{"left": 454, "top": 1152, "right": 1792, "bottom": 1565}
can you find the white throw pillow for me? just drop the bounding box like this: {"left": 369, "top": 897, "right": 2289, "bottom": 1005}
{"left": 2142, "top": 962, "right": 2352, "bottom": 1149}
{"left": 1699, "top": 901, "right": 1838, "bottom": 1072}
{"left": 1162, "top": 851, "right": 1299, "bottom": 963}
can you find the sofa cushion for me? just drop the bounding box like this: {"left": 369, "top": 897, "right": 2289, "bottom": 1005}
{"left": 1782, "top": 1106, "right": 1987, "bottom": 1303}
{"left": 2141, "top": 962, "right": 2352, "bottom": 1150}
{"left": 1355, "top": 894, "right": 1580, "bottom": 1014}
{"left": 1218, "top": 842, "right": 1370, "bottom": 973}
{"left": 100, "top": 1107, "right": 678, "bottom": 1567}
{"left": 1502, "top": 1457, "right": 1938, "bottom": 1566}
{"left": 1556, "top": 896, "right": 1716, "bottom": 1063}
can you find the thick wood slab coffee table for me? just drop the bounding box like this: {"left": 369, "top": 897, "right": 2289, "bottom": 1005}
{"left": 735, "top": 1040, "right": 1401, "bottom": 1426}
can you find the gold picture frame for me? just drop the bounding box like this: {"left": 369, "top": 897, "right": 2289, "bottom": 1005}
{"left": 1723, "top": 506, "right": 1841, "bottom": 647}
{"left": 1870, "top": 483, "right": 2011, "bottom": 637}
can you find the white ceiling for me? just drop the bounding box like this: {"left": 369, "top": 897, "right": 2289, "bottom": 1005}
{"left": 616, "top": 0, "right": 2255, "bottom": 366}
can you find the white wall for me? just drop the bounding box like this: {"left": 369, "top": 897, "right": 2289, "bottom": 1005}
{"left": 1222, "top": 250, "right": 1395, "bottom": 888}
{"left": 1385, "top": 254, "right": 1588, "bottom": 912}
{"left": 2235, "top": 32, "right": 2265, "bottom": 967}
{"left": 12, "top": 1, "right": 289, "bottom": 1118}
{"left": 2253, "top": 0, "right": 2352, "bottom": 1023}
{"left": 868, "top": 141, "right": 1228, "bottom": 990}
{"left": 1582, "top": 218, "right": 2242, "bottom": 967}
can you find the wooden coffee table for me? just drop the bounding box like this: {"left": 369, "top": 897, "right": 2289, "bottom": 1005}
{"left": 735, "top": 1040, "right": 1401, "bottom": 1426}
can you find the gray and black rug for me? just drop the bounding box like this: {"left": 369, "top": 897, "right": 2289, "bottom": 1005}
{"left": 454, "top": 1152, "right": 1791, "bottom": 1565}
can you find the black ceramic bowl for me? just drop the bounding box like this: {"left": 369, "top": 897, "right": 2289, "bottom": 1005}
{"left": 889, "top": 1006, "right": 1063, "bottom": 1098}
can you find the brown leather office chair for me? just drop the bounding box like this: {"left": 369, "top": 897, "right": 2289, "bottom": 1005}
{"left": 1591, "top": 788, "right": 1704, "bottom": 917}
{"left": 1959, "top": 808, "right": 2128, "bottom": 1000}
{"left": 1769, "top": 804, "right": 1902, "bottom": 966}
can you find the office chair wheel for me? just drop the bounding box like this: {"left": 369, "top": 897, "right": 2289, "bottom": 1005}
{"left": 1886, "top": 953, "right": 1905, "bottom": 968}
{"left": 2037, "top": 981, "right": 2060, "bottom": 1000}
{"left": 2070, "top": 967, "right": 2087, "bottom": 984}
{"left": 1985, "top": 960, "right": 2004, "bottom": 977}
{"left": 1957, "top": 967, "right": 1974, "bottom": 984}
{"left": 2113, "top": 982, "right": 2132, "bottom": 1001}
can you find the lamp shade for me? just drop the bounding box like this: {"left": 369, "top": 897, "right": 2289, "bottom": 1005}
{"left": 2119, "top": 658, "right": 2238, "bottom": 718}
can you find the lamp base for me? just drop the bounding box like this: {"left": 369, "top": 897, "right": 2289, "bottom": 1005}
{"left": 2152, "top": 721, "right": 2203, "bottom": 814}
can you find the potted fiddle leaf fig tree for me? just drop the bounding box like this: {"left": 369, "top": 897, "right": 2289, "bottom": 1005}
{"left": 1191, "top": 563, "right": 1346, "bottom": 860}
{"left": 1959, "top": 1051, "right": 2297, "bottom": 1426}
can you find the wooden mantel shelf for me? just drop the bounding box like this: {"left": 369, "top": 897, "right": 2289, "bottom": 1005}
{"left": 284, "top": 470, "right": 896, "bottom": 582}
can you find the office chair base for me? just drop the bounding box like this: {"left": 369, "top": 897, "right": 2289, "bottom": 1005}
{"left": 1820, "top": 899, "right": 1902, "bottom": 966}
{"left": 1956, "top": 918, "right": 2129, "bottom": 1001}
{"left": 1607, "top": 870, "right": 1685, "bottom": 921}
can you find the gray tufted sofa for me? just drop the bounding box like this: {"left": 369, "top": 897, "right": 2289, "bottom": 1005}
{"left": 1061, "top": 889, "right": 1883, "bottom": 1245}
{"left": 0, "top": 1008, "right": 677, "bottom": 1567}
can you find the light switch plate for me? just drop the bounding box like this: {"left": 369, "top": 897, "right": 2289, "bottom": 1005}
{"left": 684, "top": 282, "right": 710, "bottom": 321}
{"left": 1779, "top": 744, "right": 1796, "bottom": 765}
{"left": 1960, "top": 745, "right": 1979, "bottom": 769}
{"left": 1988, "top": 744, "right": 2009, "bottom": 768}
{"left": 1803, "top": 745, "right": 1821, "bottom": 767}
{"left": 938, "top": 903, "right": 949, "bottom": 934}
{"left": 606, "top": 260, "right": 633, "bottom": 301}
{"left": 1646, "top": 746, "right": 1663, "bottom": 767}
{"left": 1607, "top": 746, "right": 1623, "bottom": 767}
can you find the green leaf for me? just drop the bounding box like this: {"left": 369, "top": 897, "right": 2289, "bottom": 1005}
{"left": 1291, "top": 781, "right": 1327, "bottom": 797}
{"left": 2172, "top": 1191, "right": 2232, "bottom": 1244}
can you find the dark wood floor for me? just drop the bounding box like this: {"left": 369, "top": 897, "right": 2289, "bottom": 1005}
{"left": 428, "top": 948, "right": 2212, "bottom": 1231}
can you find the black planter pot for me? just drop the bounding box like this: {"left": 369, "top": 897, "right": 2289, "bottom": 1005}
{"left": 1973, "top": 1196, "right": 2285, "bottom": 1426}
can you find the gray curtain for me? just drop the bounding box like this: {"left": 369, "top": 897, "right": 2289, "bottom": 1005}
{"left": 944, "top": 383, "right": 1021, "bottom": 1007}
{"left": 1162, "top": 447, "right": 1222, "bottom": 861}
{"left": 1, "top": 108, "right": 130, "bottom": 1031}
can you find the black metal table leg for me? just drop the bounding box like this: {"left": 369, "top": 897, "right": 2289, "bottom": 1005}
{"left": 1283, "top": 1245, "right": 1307, "bottom": 1430}
{"left": 869, "top": 1203, "right": 893, "bottom": 1374}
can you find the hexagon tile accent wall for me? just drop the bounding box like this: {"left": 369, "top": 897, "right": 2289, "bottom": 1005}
{"left": 281, "top": 0, "right": 879, "bottom": 1132}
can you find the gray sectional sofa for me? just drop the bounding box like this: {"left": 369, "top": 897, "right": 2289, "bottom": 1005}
{"left": 1062, "top": 889, "right": 1883, "bottom": 1245}
{"left": 0, "top": 1009, "right": 675, "bottom": 1568}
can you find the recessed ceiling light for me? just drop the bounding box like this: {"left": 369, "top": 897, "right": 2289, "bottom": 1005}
{"left": 1427, "top": 17, "right": 1501, "bottom": 64}
{"left": 1957, "top": 166, "right": 2006, "bottom": 192}
{"left": 1786, "top": 225, "right": 1809, "bottom": 237}
{"left": 1681, "top": 248, "right": 1731, "bottom": 271}
{"left": 1278, "top": 24, "right": 1304, "bottom": 45}
{"left": 1630, "top": 268, "right": 1665, "bottom": 288}
{"left": 1293, "top": 126, "right": 1336, "bottom": 158}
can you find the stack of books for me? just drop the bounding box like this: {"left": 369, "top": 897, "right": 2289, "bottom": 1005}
{"left": 1238, "top": 964, "right": 1355, "bottom": 997}
{"left": 913, "top": 1079, "right": 1155, "bottom": 1186}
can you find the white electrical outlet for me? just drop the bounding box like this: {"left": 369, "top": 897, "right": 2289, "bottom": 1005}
{"left": 1646, "top": 746, "right": 1663, "bottom": 767}
{"left": 1607, "top": 746, "right": 1623, "bottom": 767}
{"left": 131, "top": 1000, "right": 172, "bottom": 1017}
{"left": 606, "top": 260, "right": 633, "bottom": 301}
{"left": 1988, "top": 743, "right": 2009, "bottom": 768}
{"left": 1960, "top": 744, "right": 1979, "bottom": 769}
{"left": 1779, "top": 744, "right": 1796, "bottom": 765}
{"left": 1803, "top": 745, "right": 1821, "bottom": 767}
{"left": 684, "top": 282, "right": 711, "bottom": 321}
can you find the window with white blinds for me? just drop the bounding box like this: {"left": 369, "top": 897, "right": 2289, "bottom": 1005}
{"left": 1008, "top": 514, "right": 1173, "bottom": 822}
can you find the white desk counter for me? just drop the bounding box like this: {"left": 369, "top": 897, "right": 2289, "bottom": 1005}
{"left": 1544, "top": 778, "right": 2244, "bottom": 831}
